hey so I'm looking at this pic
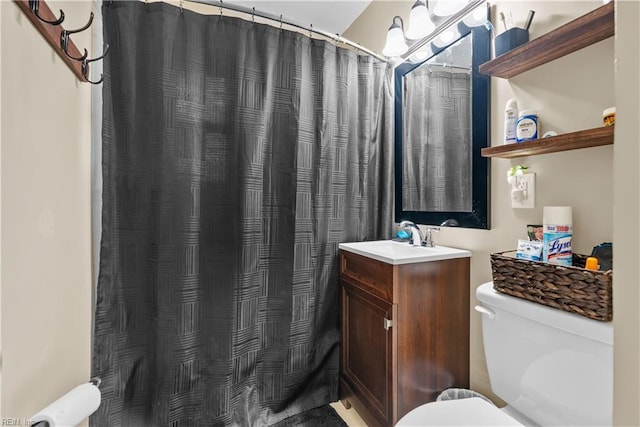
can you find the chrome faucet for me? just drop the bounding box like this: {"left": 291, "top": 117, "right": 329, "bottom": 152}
{"left": 399, "top": 220, "right": 424, "bottom": 247}
{"left": 416, "top": 219, "right": 457, "bottom": 248}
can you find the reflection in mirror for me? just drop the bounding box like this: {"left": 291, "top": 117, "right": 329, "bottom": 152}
{"left": 403, "top": 35, "right": 473, "bottom": 212}
{"left": 394, "top": 14, "right": 491, "bottom": 229}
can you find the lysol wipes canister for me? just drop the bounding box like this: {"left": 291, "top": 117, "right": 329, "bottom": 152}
{"left": 543, "top": 206, "right": 572, "bottom": 266}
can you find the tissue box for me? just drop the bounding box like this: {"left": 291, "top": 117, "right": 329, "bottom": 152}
{"left": 494, "top": 27, "right": 529, "bottom": 57}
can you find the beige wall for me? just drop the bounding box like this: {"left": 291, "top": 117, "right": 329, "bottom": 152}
{"left": 613, "top": 0, "right": 640, "bottom": 424}
{"left": 0, "top": 0, "right": 636, "bottom": 424}
{"left": 346, "top": 0, "right": 620, "bottom": 411}
{"left": 1, "top": 0, "right": 92, "bottom": 420}
{"left": 0, "top": 0, "right": 3, "bottom": 415}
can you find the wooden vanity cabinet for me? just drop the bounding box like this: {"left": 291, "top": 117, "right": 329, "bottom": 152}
{"left": 339, "top": 249, "right": 470, "bottom": 427}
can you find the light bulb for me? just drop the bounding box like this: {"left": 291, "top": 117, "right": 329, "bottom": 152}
{"left": 432, "top": 29, "right": 457, "bottom": 48}
{"left": 462, "top": 5, "right": 487, "bottom": 27}
{"left": 409, "top": 46, "right": 433, "bottom": 63}
{"left": 406, "top": 0, "right": 436, "bottom": 40}
{"left": 433, "top": 0, "right": 468, "bottom": 17}
{"left": 382, "top": 16, "right": 409, "bottom": 57}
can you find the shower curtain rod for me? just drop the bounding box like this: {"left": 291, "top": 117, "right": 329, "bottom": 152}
{"left": 184, "top": 0, "right": 388, "bottom": 61}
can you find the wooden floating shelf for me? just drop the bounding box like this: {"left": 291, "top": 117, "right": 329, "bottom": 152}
{"left": 481, "top": 126, "right": 614, "bottom": 159}
{"left": 479, "top": 1, "right": 614, "bottom": 78}
{"left": 14, "top": 0, "right": 86, "bottom": 81}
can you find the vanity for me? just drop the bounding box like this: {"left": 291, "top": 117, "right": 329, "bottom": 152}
{"left": 338, "top": 241, "right": 471, "bottom": 427}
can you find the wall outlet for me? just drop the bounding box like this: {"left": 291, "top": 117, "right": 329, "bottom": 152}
{"left": 511, "top": 173, "right": 535, "bottom": 209}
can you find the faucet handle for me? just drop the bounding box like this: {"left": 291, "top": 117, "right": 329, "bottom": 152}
{"left": 423, "top": 226, "right": 440, "bottom": 247}
{"left": 440, "top": 219, "right": 459, "bottom": 227}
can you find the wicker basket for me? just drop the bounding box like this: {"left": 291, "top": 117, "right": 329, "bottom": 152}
{"left": 489, "top": 251, "right": 612, "bottom": 321}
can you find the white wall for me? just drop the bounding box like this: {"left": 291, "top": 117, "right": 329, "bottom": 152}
{"left": 346, "top": 0, "right": 617, "bottom": 407}
{"left": 1, "top": 0, "right": 92, "bottom": 420}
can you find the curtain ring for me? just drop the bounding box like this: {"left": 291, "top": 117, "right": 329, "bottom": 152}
{"left": 179, "top": 0, "right": 183, "bottom": 13}
{"left": 252, "top": 7, "right": 255, "bottom": 23}
{"left": 279, "top": 14, "right": 283, "bottom": 30}
{"left": 219, "top": 0, "right": 223, "bottom": 17}
{"left": 309, "top": 24, "right": 313, "bottom": 38}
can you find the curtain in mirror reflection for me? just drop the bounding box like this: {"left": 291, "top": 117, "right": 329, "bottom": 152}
{"left": 402, "top": 65, "right": 472, "bottom": 212}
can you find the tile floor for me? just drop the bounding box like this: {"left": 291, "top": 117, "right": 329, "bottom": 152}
{"left": 331, "top": 401, "right": 368, "bottom": 426}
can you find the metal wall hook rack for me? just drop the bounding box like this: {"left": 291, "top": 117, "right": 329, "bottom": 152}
{"left": 14, "top": 0, "right": 108, "bottom": 84}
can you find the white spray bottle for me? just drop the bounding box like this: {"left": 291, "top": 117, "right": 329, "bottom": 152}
{"left": 504, "top": 99, "right": 518, "bottom": 144}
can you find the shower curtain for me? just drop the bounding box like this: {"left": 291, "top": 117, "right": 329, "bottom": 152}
{"left": 92, "top": 2, "right": 393, "bottom": 426}
{"left": 402, "top": 68, "right": 471, "bottom": 212}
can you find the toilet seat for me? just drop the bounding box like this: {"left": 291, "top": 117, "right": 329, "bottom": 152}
{"left": 395, "top": 397, "right": 524, "bottom": 426}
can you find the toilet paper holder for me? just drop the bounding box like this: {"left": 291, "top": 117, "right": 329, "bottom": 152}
{"left": 30, "top": 378, "right": 102, "bottom": 427}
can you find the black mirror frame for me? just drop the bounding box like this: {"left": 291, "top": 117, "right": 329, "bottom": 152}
{"left": 394, "top": 23, "right": 491, "bottom": 229}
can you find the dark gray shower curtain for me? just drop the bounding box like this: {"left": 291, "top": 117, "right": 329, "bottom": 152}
{"left": 92, "top": 2, "right": 393, "bottom": 426}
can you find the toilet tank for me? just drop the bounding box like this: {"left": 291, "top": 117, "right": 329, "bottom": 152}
{"left": 476, "top": 282, "right": 612, "bottom": 426}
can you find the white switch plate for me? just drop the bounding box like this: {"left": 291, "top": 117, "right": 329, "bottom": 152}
{"left": 511, "top": 173, "right": 535, "bottom": 209}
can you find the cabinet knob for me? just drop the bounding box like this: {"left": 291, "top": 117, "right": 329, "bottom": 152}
{"left": 384, "top": 318, "right": 393, "bottom": 330}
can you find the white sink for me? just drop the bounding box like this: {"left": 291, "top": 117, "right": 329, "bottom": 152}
{"left": 339, "top": 240, "right": 471, "bottom": 265}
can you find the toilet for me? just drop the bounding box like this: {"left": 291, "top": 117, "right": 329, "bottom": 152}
{"left": 396, "top": 281, "right": 613, "bottom": 426}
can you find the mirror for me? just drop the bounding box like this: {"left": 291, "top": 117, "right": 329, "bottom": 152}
{"left": 394, "top": 17, "right": 491, "bottom": 229}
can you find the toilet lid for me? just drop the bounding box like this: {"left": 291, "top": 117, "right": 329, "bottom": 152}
{"left": 395, "top": 397, "right": 524, "bottom": 427}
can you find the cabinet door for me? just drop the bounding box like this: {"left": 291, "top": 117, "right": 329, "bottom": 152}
{"left": 341, "top": 279, "right": 394, "bottom": 427}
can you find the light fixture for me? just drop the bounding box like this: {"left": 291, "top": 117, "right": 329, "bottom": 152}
{"left": 433, "top": 0, "right": 468, "bottom": 17}
{"left": 382, "top": 0, "right": 486, "bottom": 60}
{"left": 405, "top": 0, "right": 436, "bottom": 40}
{"left": 382, "top": 16, "right": 409, "bottom": 57}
